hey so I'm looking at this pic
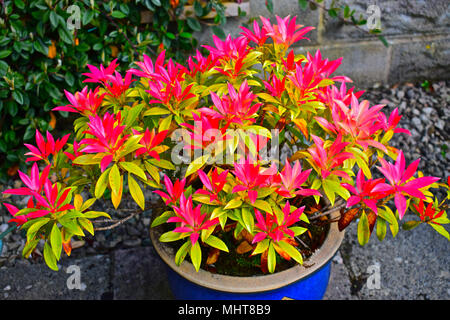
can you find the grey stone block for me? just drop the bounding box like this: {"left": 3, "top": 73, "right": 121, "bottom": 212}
{"left": 0, "top": 254, "right": 111, "bottom": 300}
{"left": 322, "top": 0, "right": 450, "bottom": 42}
{"left": 388, "top": 37, "right": 450, "bottom": 84}
{"left": 323, "top": 252, "right": 358, "bottom": 300}
{"left": 294, "top": 41, "right": 389, "bottom": 88}
{"left": 112, "top": 245, "right": 174, "bottom": 300}
{"left": 195, "top": 0, "right": 320, "bottom": 47}
{"left": 333, "top": 214, "right": 450, "bottom": 300}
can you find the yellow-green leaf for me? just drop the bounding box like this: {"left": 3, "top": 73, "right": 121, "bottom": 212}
{"left": 357, "top": 210, "right": 371, "bottom": 246}
{"left": 120, "top": 162, "right": 147, "bottom": 181}
{"left": 190, "top": 241, "right": 202, "bottom": 272}
{"left": 267, "top": 242, "right": 276, "bottom": 273}
{"left": 50, "top": 223, "right": 62, "bottom": 260}
{"left": 73, "top": 154, "right": 101, "bottom": 165}
{"left": 128, "top": 174, "right": 145, "bottom": 210}
{"left": 43, "top": 241, "right": 58, "bottom": 271}
{"left": 185, "top": 154, "right": 210, "bottom": 177}
{"left": 252, "top": 199, "right": 273, "bottom": 214}
{"left": 95, "top": 167, "right": 111, "bottom": 199}
{"left": 78, "top": 217, "right": 94, "bottom": 236}
{"left": 277, "top": 240, "right": 303, "bottom": 264}
{"left": 205, "top": 235, "right": 229, "bottom": 252}
{"left": 143, "top": 107, "right": 171, "bottom": 116}
{"left": 109, "top": 164, "right": 121, "bottom": 196}
{"left": 224, "top": 199, "right": 242, "bottom": 210}
{"left": 241, "top": 207, "right": 254, "bottom": 233}
{"left": 159, "top": 115, "right": 173, "bottom": 132}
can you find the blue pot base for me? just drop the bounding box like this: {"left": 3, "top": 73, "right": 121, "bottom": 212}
{"left": 165, "top": 260, "right": 331, "bottom": 300}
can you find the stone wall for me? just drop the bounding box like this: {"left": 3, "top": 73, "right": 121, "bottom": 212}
{"left": 196, "top": 0, "right": 450, "bottom": 89}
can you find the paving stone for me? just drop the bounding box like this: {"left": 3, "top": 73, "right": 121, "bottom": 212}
{"left": 331, "top": 215, "right": 450, "bottom": 300}
{"left": 0, "top": 254, "right": 111, "bottom": 300}
{"left": 112, "top": 245, "right": 174, "bottom": 300}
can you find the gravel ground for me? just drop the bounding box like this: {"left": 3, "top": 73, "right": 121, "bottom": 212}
{"left": 0, "top": 80, "right": 449, "bottom": 270}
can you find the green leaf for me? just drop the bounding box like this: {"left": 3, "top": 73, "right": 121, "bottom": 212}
{"left": 193, "top": 1, "right": 203, "bottom": 16}
{"left": 224, "top": 199, "right": 242, "bottom": 210}
{"left": 144, "top": 107, "right": 171, "bottom": 116}
{"left": 78, "top": 217, "right": 94, "bottom": 236}
{"left": 73, "top": 154, "right": 101, "bottom": 165}
{"left": 205, "top": 235, "right": 229, "bottom": 252}
{"left": 65, "top": 72, "right": 75, "bottom": 87}
{"left": 95, "top": 167, "right": 111, "bottom": 199}
{"left": 111, "top": 11, "right": 126, "bottom": 19}
{"left": 12, "top": 91, "right": 24, "bottom": 104}
{"left": 159, "top": 231, "right": 185, "bottom": 242}
{"left": 14, "top": 0, "right": 25, "bottom": 9}
{"left": 328, "top": 9, "right": 338, "bottom": 18}
{"left": 50, "top": 11, "right": 59, "bottom": 28}
{"left": 289, "top": 226, "right": 308, "bottom": 237}
{"left": 185, "top": 154, "right": 209, "bottom": 177}
{"left": 22, "top": 239, "right": 40, "bottom": 258}
{"left": 277, "top": 240, "right": 303, "bottom": 264}
{"left": 0, "top": 50, "right": 12, "bottom": 59}
{"left": 402, "top": 220, "right": 421, "bottom": 231}
{"left": 376, "top": 218, "right": 387, "bottom": 241}
{"left": 190, "top": 241, "right": 202, "bottom": 272}
{"left": 379, "top": 206, "right": 399, "bottom": 237}
{"left": 266, "top": 0, "right": 274, "bottom": 14}
{"left": 58, "top": 27, "right": 73, "bottom": 45}
{"left": 241, "top": 207, "right": 254, "bottom": 233}
{"left": 378, "top": 35, "right": 389, "bottom": 48}
{"left": 144, "top": 161, "right": 160, "bottom": 185}
{"left": 128, "top": 175, "right": 145, "bottom": 210}
{"left": 267, "top": 242, "right": 276, "bottom": 273}
{"left": 252, "top": 239, "right": 269, "bottom": 255}
{"left": 120, "top": 162, "right": 147, "bottom": 181}
{"left": 175, "top": 241, "right": 191, "bottom": 266}
{"left": 83, "top": 211, "right": 111, "bottom": 219}
{"left": 159, "top": 115, "right": 173, "bottom": 132}
{"left": 357, "top": 211, "right": 371, "bottom": 246}
{"left": 26, "top": 218, "right": 50, "bottom": 240}
{"left": 82, "top": 10, "right": 95, "bottom": 26}
{"left": 148, "top": 158, "right": 176, "bottom": 170}
{"left": 322, "top": 179, "right": 336, "bottom": 206}
{"left": 257, "top": 93, "right": 280, "bottom": 105}
{"left": 180, "top": 32, "right": 192, "bottom": 39}
{"left": 43, "top": 241, "right": 58, "bottom": 271}
{"left": 429, "top": 223, "right": 450, "bottom": 241}
{"left": 50, "top": 223, "right": 62, "bottom": 260}
{"left": 187, "top": 17, "right": 201, "bottom": 32}
{"left": 109, "top": 164, "right": 121, "bottom": 196}
{"left": 151, "top": 211, "right": 175, "bottom": 227}
{"left": 252, "top": 200, "right": 273, "bottom": 214}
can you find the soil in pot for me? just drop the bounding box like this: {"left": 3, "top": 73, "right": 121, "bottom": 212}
{"left": 155, "top": 197, "right": 331, "bottom": 277}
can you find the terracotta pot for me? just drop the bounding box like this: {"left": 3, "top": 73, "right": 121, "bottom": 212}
{"left": 150, "top": 206, "right": 344, "bottom": 300}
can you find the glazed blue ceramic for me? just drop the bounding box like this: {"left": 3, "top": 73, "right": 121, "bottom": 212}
{"left": 165, "top": 260, "right": 331, "bottom": 300}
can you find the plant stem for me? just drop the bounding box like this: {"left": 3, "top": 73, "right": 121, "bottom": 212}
{"left": 93, "top": 209, "right": 141, "bottom": 231}
{"left": 310, "top": 200, "right": 346, "bottom": 220}
{"left": 304, "top": 0, "right": 368, "bottom": 34}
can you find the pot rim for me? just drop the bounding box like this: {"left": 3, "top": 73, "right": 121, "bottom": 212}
{"left": 150, "top": 206, "right": 345, "bottom": 294}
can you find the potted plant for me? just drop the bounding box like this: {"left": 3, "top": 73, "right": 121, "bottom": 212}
{"left": 2, "top": 15, "right": 449, "bottom": 300}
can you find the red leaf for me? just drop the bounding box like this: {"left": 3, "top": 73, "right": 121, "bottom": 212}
{"left": 338, "top": 208, "right": 360, "bottom": 231}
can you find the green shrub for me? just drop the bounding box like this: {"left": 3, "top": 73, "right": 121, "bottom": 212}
{"left": 0, "top": 0, "right": 227, "bottom": 181}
